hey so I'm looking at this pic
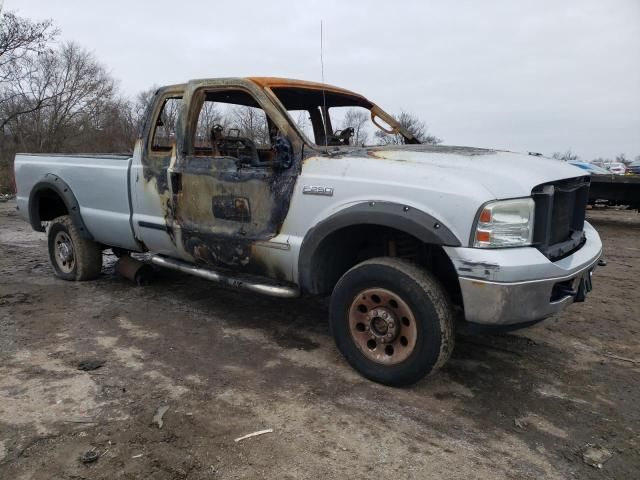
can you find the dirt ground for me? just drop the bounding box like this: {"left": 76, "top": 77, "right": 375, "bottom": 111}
{"left": 0, "top": 200, "right": 638, "bottom": 480}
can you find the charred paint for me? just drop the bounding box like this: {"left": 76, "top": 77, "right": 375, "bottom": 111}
{"left": 212, "top": 196, "right": 251, "bottom": 223}
{"left": 137, "top": 77, "right": 420, "bottom": 282}
{"left": 172, "top": 164, "right": 299, "bottom": 273}
{"left": 138, "top": 78, "right": 313, "bottom": 280}
{"left": 247, "top": 77, "right": 367, "bottom": 100}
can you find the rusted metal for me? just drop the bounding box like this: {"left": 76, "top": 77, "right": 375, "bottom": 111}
{"left": 115, "top": 256, "right": 153, "bottom": 286}
{"left": 247, "top": 77, "right": 366, "bottom": 99}
{"left": 348, "top": 287, "right": 417, "bottom": 364}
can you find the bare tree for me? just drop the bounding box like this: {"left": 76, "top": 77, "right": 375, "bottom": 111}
{"left": 0, "top": 16, "right": 153, "bottom": 190}
{"left": 552, "top": 149, "right": 579, "bottom": 161}
{"left": 230, "top": 105, "right": 270, "bottom": 145}
{"left": 294, "top": 110, "right": 313, "bottom": 140}
{"left": 0, "top": 7, "right": 57, "bottom": 130}
{"left": 6, "top": 42, "right": 116, "bottom": 152}
{"left": 1, "top": 40, "right": 127, "bottom": 156}
{"left": 0, "top": 7, "right": 56, "bottom": 77}
{"left": 194, "top": 100, "right": 223, "bottom": 147}
{"left": 615, "top": 153, "right": 630, "bottom": 165}
{"left": 374, "top": 111, "right": 441, "bottom": 145}
{"left": 132, "top": 86, "right": 157, "bottom": 133}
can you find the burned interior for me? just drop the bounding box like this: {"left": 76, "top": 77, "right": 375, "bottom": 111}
{"left": 271, "top": 86, "right": 373, "bottom": 146}
{"left": 267, "top": 84, "right": 418, "bottom": 147}
{"left": 189, "top": 90, "right": 278, "bottom": 167}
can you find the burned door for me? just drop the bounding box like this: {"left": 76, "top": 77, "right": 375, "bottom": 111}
{"left": 132, "top": 89, "right": 184, "bottom": 256}
{"left": 170, "top": 86, "right": 298, "bottom": 273}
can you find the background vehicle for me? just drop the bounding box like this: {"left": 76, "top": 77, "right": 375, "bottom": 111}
{"left": 13, "top": 77, "right": 602, "bottom": 386}
{"left": 627, "top": 160, "right": 640, "bottom": 175}
{"left": 566, "top": 161, "right": 640, "bottom": 209}
{"left": 608, "top": 162, "right": 627, "bottom": 175}
{"left": 569, "top": 161, "right": 612, "bottom": 175}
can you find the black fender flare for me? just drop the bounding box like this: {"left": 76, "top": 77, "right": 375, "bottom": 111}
{"left": 28, "top": 174, "right": 94, "bottom": 240}
{"left": 298, "top": 201, "right": 461, "bottom": 294}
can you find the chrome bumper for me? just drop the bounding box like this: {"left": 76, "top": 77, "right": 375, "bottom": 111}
{"left": 458, "top": 256, "right": 599, "bottom": 325}
{"left": 447, "top": 221, "right": 603, "bottom": 326}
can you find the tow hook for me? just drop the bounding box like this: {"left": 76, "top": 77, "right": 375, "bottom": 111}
{"left": 555, "top": 285, "right": 578, "bottom": 297}
{"left": 598, "top": 257, "right": 607, "bottom": 267}
{"left": 574, "top": 271, "right": 593, "bottom": 302}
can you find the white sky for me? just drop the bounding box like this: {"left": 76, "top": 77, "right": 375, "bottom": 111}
{"left": 6, "top": 0, "right": 640, "bottom": 159}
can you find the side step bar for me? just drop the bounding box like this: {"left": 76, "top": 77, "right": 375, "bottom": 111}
{"left": 150, "top": 255, "right": 301, "bottom": 299}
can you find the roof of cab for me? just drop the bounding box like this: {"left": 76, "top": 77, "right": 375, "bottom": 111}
{"left": 247, "top": 77, "right": 366, "bottom": 99}
{"left": 160, "top": 78, "right": 366, "bottom": 99}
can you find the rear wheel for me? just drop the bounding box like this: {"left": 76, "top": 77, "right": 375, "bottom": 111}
{"left": 47, "top": 215, "right": 102, "bottom": 281}
{"left": 330, "top": 257, "right": 454, "bottom": 386}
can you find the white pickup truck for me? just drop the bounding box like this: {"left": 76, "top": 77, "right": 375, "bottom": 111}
{"left": 14, "top": 77, "right": 603, "bottom": 385}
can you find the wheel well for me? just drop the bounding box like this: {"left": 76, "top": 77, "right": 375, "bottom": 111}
{"left": 35, "top": 188, "right": 69, "bottom": 221}
{"left": 305, "top": 225, "right": 461, "bottom": 303}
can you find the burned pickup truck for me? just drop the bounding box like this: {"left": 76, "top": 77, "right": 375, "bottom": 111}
{"left": 14, "top": 77, "right": 603, "bottom": 386}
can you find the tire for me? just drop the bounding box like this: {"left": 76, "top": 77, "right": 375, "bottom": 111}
{"left": 47, "top": 215, "right": 102, "bottom": 281}
{"left": 330, "top": 257, "right": 455, "bottom": 386}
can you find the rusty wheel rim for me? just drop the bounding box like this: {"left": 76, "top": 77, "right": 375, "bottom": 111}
{"left": 348, "top": 288, "right": 418, "bottom": 365}
{"left": 54, "top": 231, "right": 75, "bottom": 274}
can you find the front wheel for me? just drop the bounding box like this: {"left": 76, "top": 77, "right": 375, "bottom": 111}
{"left": 330, "top": 257, "right": 455, "bottom": 386}
{"left": 47, "top": 215, "right": 103, "bottom": 281}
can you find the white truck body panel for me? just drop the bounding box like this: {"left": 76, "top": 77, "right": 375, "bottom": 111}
{"left": 282, "top": 147, "right": 588, "bottom": 283}
{"left": 14, "top": 153, "right": 140, "bottom": 251}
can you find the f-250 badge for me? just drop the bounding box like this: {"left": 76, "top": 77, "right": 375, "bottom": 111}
{"left": 302, "top": 185, "right": 334, "bottom": 196}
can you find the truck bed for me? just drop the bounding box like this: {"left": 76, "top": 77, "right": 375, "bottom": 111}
{"left": 14, "top": 153, "right": 140, "bottom": 250}
{"left": 589, "top": 174, "right": 640, "bottom": 210}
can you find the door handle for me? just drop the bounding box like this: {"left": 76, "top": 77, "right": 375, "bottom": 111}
{"left": 170, "top": 172, "right": 182, "bottom": 195}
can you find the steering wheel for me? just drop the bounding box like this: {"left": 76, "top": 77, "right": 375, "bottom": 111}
{"left": 209, "top": 123, "right": 259, "bottom": 165}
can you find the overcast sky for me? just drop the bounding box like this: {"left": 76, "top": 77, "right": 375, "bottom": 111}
{"left": 6, "top": 0, "right": 640, "bottom": 159}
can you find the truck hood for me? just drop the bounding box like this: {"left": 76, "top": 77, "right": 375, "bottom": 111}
{"left": 361, "top": 144, "right": 587, "bottom": 199}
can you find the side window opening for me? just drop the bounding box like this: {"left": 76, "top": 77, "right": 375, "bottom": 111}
{"left": 269, "top": 86, "right": 418, "bottom": 147}
{"left": 288, "top": 109, "right": 316, "bottom": 143}
{"left": 328, "top": 106, "right": 373, "bottom": 147}
{"left": 151, "top": 96, "right": 182, "bottom": 152}
{"left": 191, "top": 90, "right": 279, "bottom": 167}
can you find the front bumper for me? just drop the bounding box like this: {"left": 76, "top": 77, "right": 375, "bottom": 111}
{"left": 445, "top": 221, "right": 602, "bottom": 326}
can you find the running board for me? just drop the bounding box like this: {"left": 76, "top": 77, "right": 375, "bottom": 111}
{"left": 150, "top": 255, "right": 301, "bottom": 299}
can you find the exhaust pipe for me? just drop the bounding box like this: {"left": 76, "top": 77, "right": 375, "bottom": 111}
{"left": 116, "top": 256, "right": 154, "bottom": 286}
{"left": 150, "top": 255, "right": 300, "bottom": 299}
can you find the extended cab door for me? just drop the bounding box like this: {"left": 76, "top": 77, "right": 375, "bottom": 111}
{"left": 131, "top": 86, "right": 185, "bottom": 256}
{"left": 168, "top": 80, "right": 301, "bottom": 275}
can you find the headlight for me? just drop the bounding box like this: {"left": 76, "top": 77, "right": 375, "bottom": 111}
{"left": 473, "top": 198, "right": 535, "bottom": 248}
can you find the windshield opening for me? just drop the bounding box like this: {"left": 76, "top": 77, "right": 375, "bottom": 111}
{"left": 269, "top": 87, "right": 418, "bottom": 148}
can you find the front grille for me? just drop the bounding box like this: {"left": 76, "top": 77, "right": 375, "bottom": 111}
{"left": 532, "top": 176, "right": 590, "bottom": 260}
{"left": 549, "top": 189, "right": 575, "bottom": 244}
